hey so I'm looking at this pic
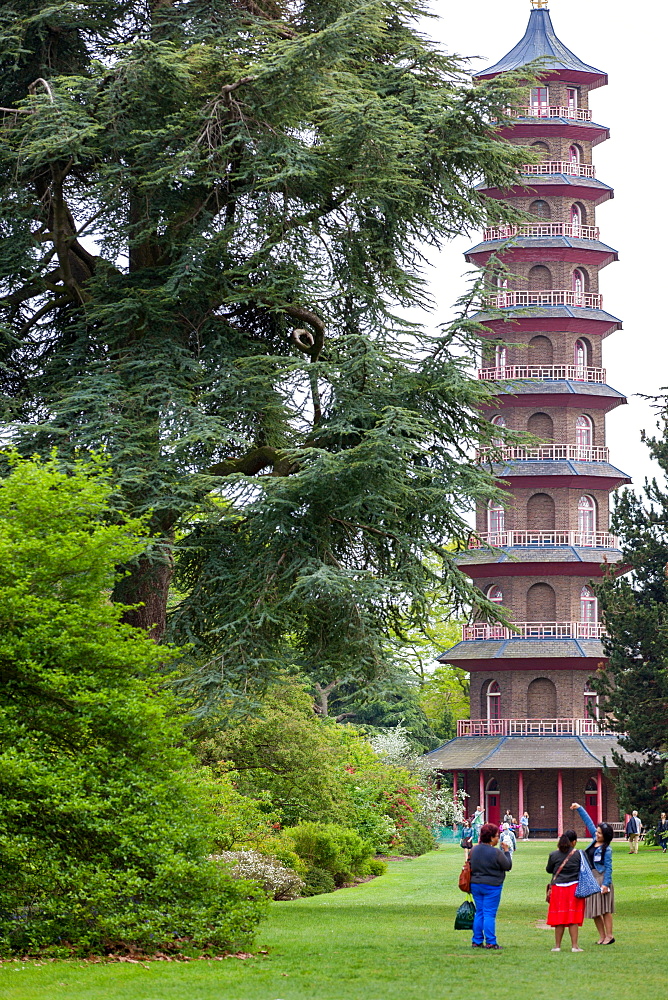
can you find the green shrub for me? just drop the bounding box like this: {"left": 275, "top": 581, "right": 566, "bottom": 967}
{"left": 367, "top": 858, "right": 388, "bottom": 877}
{"left": 0, "top": 456, "right": 269, "bottom": 956}
{"left": 397, "top": 822, "right": 438, "bottom": 856}
{"left": 301, "top": 867, "right": 336, "bottom": 896}
{"left": 284, "top": 821, "right": 375, "bottom": 885}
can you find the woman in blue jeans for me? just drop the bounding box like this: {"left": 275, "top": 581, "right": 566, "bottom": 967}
{"left": 469, "top": 822, "right": 513, "bottom": 950}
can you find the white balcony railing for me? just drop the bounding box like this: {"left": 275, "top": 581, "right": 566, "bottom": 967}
{"left": 521, "top": 161, "right": 596, "bottom": 178}
{"left": 483, "top": 223, "right": 600, "bottom": 242}
{"left": 468, "top": 530, "right": 619, "bottom": 550}
{"left": 509, "top": 106, "right": 593, "bottom": 122}
{"left": 457, "top": 718, "right": 615, "bottom": 737}
{"left": 461, "top": 621, "right": 605, "bottom": 641}
{"left": 477, "top": 444, "right": 610, "bottom": 463}
{"left": 477, "top": 365, "right": 606, "bottom": 383}
{"left": 485, "top": 289, "right": 602, "bottom": 310}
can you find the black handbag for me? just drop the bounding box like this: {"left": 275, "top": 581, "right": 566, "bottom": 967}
{"left": 455, "top": 897, "right": 476, "bottom": 930}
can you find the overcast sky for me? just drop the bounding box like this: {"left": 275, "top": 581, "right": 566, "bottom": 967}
{"left": 417, "top": 0, "right": 668, "bottom": 497}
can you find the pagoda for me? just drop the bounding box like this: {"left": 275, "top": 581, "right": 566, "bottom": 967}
{"left": 427, "top": 1, "right": 635, "bottom": 837}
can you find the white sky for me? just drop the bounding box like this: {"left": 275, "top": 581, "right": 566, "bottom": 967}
{"left": 419, "top": 0, "right": 668, "bottom": 497}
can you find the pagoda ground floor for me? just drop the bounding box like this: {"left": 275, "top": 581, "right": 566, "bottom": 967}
{"left": 425, "top": 733, "right": 630, "bottom": 837}
{"left": 449, "top": 766, "right": 619, "bottom": 838}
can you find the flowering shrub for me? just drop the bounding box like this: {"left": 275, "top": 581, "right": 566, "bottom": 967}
{"left": 214, "top": 851, "right": 304, "bottom": 901}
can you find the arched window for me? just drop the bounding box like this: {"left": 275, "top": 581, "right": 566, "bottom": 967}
{"left": 491, "top": 414, "right": 506, "bottom": 446}
{"left": 578, "top": 495, "right": 596, "bottom": 536}
{"left": 530, "top": 87, "right": 548, "bottom": 115}
{"left": 574, "top": 339, "right": 588, "bottom": 369}
{"left": 487, "top": 586, "right": 504, "bottom": 605}
{"left": 495, "top": 344, "right": 507, "bottom": 370}
{"left": 486, "top": 680, "right": 501, "bottom": 721}
{"left": 528, "top": 265, "right": 553, "bottom": 291}
{"left": 527, "top": 582, "right": 556, "bottom": 622}
{"left": 569, "top": 144, "right": 581, "bottom": 165}
{"left": 576, "top": 414, "right": 593, "bottom": 451}
{"left": 527, "top": 677, "right": 557, "bottom": 718}
{"left": 527, "top": 411, "right": 554, "bottom": 443}
{"left": 530, "top": 199, "right": 551, "bottom": 220}
{"left": 584, "top": 685, "right": 599, "bottom": 720}
{"left": 487, "top": 500, "right": 505, "bottom": 537}
{"left": 581, "top": 585, "right": 597, "bottom": 623}
{"left": 571, "top": 203, "right": 582, "bottom": 236}
{"left": 527, "top": 493, "right": 556, "bottom": 532}
{"left": 529, "top": 335, "right": 553, "bottom": 365}
{"left": 572, "top": 268, "right": 586, "bottom": 303}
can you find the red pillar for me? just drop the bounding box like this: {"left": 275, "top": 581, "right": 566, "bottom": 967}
{"left": 597, "top": 768, "right": 603, "bottom": 825}
{"left": 557, "top": 770, "right": 563, "bottom": 835}
{"left": 479, "top": 770, "right": 485, "bottom": 815}
{"left": 453, "top": 771, "right": 458, "bottom": 805}
{"left": 518, "top": 770, "right": 524, "bottom": 821}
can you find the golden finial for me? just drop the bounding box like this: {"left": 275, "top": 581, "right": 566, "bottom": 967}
{"left": 531, "top": 0, "right": 549, "bottom": 7}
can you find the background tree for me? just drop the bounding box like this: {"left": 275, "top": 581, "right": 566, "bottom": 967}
{"left": 0, "top": 1, "right": 529, "bottom": 704}
{"left": 593, "top": 397, "right": 668, "bottom": 823}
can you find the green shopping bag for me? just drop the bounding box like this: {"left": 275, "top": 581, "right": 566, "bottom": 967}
{"left": 454, "top": 896, "right": 476, "bottom": 930}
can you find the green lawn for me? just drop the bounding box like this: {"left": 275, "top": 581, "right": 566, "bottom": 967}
{"left": 2, "top": 842, "right": 666, "bottom": 1000}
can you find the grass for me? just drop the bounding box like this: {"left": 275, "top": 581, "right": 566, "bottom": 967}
{"left": 2, "top": 841, "right": 666, "bottom": 1000}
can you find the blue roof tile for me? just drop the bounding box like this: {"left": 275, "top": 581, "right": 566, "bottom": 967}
{"left": 474, "top": 9, "right": 607, "bottom": 88}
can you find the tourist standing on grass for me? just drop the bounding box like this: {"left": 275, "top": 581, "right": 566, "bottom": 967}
{"left": 503, "top": 809, "right": 513, "bottom": 825}
{"left": 460, "top": 821, "right": 474, "bottom": 861}
{"left": 570, "top": 803, "right": 615, "bottom": 945}
{"left": 657, "top": 812, "right": 668, "bottom": 853}
{"left": 626, "top": 811, "right": 642, "bottom": 853}
{"left": 469, "top": 822, "right": 512, "bottom": 950}
{"left": 546, "top": 830, "right": 584, "bottom": 952}
{"left": 500, "top": 823, "right": 516, "bottom": 856}
{"left": 520, "top": 811, "right": 530, "bottom": 840}
{"left": 471, "top": 805, "right": 485, "bottom": 844}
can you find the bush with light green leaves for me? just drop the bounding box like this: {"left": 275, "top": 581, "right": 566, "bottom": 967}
{"left": 0, "top": 454, "right": 268, "bottom": 956}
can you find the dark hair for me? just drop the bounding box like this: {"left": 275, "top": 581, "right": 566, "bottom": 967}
{"left": 557, "top": 830, "right": 577, "bottom": 853}
{"left": 597, "top": 822, "right": 614, "bottom": 846}
{"left": 479, "top": 823, "right": 499, "bottom": 844}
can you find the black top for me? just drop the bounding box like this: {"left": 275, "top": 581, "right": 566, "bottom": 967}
{"left": 470, "top": 843, "right": 513, "bottom": 886}
{"left": 546, "top": 849, "right": 582, "bottom": 884}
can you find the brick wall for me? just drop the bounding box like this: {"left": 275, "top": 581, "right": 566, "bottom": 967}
{"left": 492, "top": 258, "right": 599, "bottom": 294}
{"left": 476, "top": 486, "right": 611, "bottom": 534}
{"left": 487, "top": 404, "right": 606, "bottom": 446}
{"left": 471, "top": 574, "right": 600, "bottom": 623}
{"left": 471, "top": 668, "right": 597, "bottom": 720}
{"left": 481, "top": 330, "right": 603, "bottom": 369}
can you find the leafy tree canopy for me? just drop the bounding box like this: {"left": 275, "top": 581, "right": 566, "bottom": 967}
{"left": 0, "top": 0, "right": 530, "bottom": 709}
{"left": 0, "top": 453, "right": 267, "bottom": 956}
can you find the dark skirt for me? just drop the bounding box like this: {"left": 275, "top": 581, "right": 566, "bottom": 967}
{"left": 547, "top": 883, "right": 585, "bottom": 927}
{"left": 585, "top": 869, "right": 615, "bottom": 917}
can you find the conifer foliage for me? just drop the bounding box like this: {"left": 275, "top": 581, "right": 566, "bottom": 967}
{"left": 0, "top": 3, "right": 527, "bottom": 694}
{"left": 594, "top": 403, "right": 668, "bottom": 820}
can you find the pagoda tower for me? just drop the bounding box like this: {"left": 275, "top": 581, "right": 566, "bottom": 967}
{"left": 427, "top": 1, "right": 636, "bottom": 838}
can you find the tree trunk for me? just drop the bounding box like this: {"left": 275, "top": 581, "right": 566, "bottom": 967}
{"left": 112, "top": 547, "right": 174, "bottom": 641}
{"left": 314, "top": 680, "right": 339, "bottom": 717}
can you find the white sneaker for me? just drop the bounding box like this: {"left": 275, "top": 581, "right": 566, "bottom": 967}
{"left": 571, "top": 947, "right": 584, "bottom": 953}
{"left": 550, "top": 947, "right": 561, "bottom": 952}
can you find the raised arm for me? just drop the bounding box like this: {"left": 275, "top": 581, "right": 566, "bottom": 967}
{"left": 570, "top": 802, "right": 596, "bottom": 839}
